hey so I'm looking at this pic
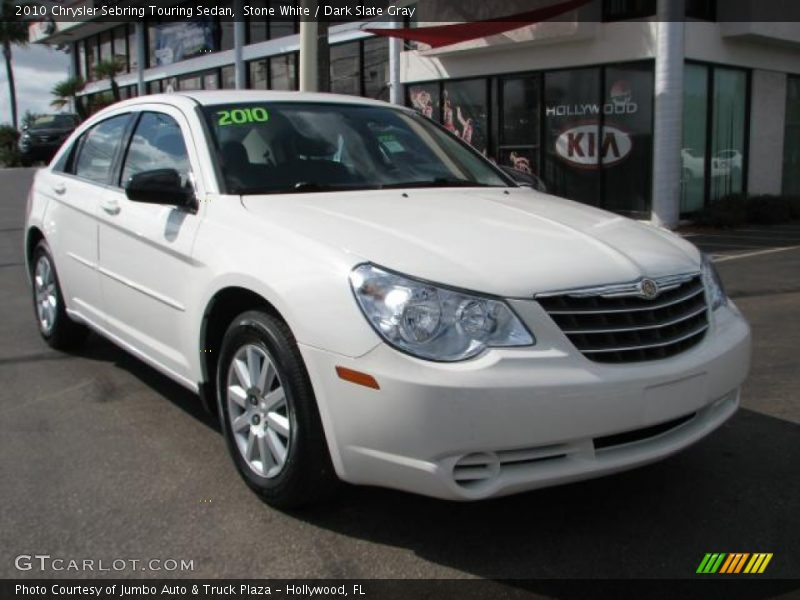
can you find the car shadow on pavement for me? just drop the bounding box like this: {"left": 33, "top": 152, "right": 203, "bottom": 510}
{"left": 73, "top": 332, "right": 220, "bottom": 432}
{"left": 291, "top": 409, "right": 799, "bottom": 581}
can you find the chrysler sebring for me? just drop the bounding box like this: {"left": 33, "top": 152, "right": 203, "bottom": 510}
{"left": 25, "top": 91, "right": 751, "bottom": 506}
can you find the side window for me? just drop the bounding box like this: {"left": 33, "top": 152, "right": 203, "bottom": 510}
{"left": 121, "top": 112, "right": 192, "bottom": 188}
{"left": 73, "top": 114, "right": 132, "bottom": 184}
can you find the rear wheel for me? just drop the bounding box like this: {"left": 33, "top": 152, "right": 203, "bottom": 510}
{"left": 31, "top": 241, "right": 88, "bottom": 350}
{"left": 217, "top": 311, "right": 337, "bottom": 508}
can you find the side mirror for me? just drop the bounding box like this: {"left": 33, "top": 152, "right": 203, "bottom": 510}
{"left": 125, "top": 168, "right": 194, "bottom": 208}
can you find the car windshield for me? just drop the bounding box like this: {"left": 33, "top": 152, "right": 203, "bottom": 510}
{"left": 202, "top": 102, "right": 511, "bottom": 195}
{"left": 30, "top": 115, "right": 77, "bottom": 130}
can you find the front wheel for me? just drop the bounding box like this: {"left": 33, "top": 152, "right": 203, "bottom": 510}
{"left": 216, "top": 311, "right": 338, "bottom": 508}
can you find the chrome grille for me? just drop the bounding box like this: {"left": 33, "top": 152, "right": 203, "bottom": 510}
{"left": 537, "top": 274, "right": 708, "bottom": 363}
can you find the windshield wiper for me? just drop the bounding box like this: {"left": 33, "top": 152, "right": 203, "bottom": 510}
{"left": 379, "top": 178, "right": 498, "bottom": 190}
{"left": 235, "top": 179, "right": 500, "bottom": 195}
{"left": 236, "top": 182, "right": 379, "bottom": 195}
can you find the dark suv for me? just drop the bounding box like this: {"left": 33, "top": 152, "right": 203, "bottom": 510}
{"left": 19, "top": 114, "right": 80, "bottom": 166}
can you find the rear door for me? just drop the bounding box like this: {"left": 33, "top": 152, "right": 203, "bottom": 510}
{"left": 42, "top": 113, "right": 133, "bottom": 327}
{"left": 95, "top": 106, "right": 205, "bottom": 386}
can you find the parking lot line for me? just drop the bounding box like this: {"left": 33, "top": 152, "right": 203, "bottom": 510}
{"left": 713, "top": 245, "right": 800, "bottom": 263}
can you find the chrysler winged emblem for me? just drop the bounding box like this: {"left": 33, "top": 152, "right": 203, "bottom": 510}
{"left": 639, "top": 278, "right": 659, "bottom": 300}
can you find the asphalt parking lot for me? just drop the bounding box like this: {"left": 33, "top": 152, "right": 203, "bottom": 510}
{"left": 1, "top": 168, "right": 798, "bottom": 585}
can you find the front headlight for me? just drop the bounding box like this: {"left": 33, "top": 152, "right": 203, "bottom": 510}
{"left": 350, "top": 264, "right": 534, "bottom": 361}
{"left": 701, "top": 253, "right": 727, "bottom": 311}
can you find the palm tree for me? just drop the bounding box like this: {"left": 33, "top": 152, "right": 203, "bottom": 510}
{"left": 51, "top": 76, "right": 86, "bottom": 120}
{"left": 0, "top": 0, "right": 30, "bottom": 130}
{"left": 94, "top": 58, "right": 125, "bottom": 103}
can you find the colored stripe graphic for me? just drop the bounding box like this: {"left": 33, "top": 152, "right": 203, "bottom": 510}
{"left": 744, "top": 553, "right": 774, "bottom": 574}
{"left": 720, "top": 553, "right": 750, "bottom": 573}
{"left": 699, "top": 553, "right": 773, "bottom": 575}
{"left": 697, "top": 553, "right": 727, "bottom": 573}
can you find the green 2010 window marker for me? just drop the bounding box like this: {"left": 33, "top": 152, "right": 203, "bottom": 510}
{"left": 217, "top": 107, "right": 270, "bottom": 126}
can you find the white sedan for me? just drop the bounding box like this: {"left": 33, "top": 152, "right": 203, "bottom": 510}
{"left": 25, "top": 91, "right": 751, "bottom": 506}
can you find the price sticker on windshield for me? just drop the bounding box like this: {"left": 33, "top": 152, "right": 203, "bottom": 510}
{"left": 217, "top": 107, "right": 270, "bottom": 126}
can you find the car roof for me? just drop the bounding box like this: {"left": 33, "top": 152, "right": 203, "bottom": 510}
{"left": 130, "top": 90, "right": 399, "bottom": 109}
{"left": 90, "top": 91, "right": 410, "bottom": 123}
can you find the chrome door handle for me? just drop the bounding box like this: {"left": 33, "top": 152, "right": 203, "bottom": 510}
{"left": 101, "top": 199, "right": 121, "bottom": 215}
{"left": 52, "top": 183, "right": 66, "bottom": 195}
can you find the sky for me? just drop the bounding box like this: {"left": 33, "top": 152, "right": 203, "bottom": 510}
{"left": 0, "top": 43, "right": 70, "bottom": 126}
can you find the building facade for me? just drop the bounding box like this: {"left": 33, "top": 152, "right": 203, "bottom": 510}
{"left": 31, "top": 0, "right": 800, "bottom": 226}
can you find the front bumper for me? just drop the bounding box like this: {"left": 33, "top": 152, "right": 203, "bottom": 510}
{"left": 300, "top": 302, "right": 751, "bottom": 500}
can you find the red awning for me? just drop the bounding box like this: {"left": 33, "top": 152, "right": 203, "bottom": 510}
{"left": 365, "top": 0, "right": 593, "bottom": 49}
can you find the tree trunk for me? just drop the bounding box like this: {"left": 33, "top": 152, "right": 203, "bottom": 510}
{"left": 110, "top": 78, "right": 120, "bottom": 102}
{"left": 3, "top": 41, "right": 17, "bottom": 130}
{"left": 74, "top": 95, "right": 86, "bottom": 121}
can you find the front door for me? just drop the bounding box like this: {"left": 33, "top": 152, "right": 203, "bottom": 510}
{"left": 96, "top": 107, "right": 204, "bottom": 386}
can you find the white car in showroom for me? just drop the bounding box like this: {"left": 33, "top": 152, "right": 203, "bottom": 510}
{"left": 25, "top": 91, "right": 751, "bottom": 507}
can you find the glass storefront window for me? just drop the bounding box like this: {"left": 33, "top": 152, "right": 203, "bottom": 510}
{"left": 269, "top": 19, "right": 297, "bottom": 39}
{"left": 179, "top": 74, "right": 203, "bottom": 91}
{"left": 408, "top": 83, "right": 440, "bottom": 121}
{"left": 119, "top": 85, "right": 137, "bottom": 100}
{"left": 407, "top": 61, "right": 658, "bottom": 216}
{"left": 544, "top": 67, "right": 602, "bottom": 206}
{"left": 686, "top": 0, "right": 716, "bottom": 20}
{"left": 149, "top": 21, "right": 216, "bottom": 67}
{"left": 441, "top": 79, "right": 489, "bottom": 155}
{"left": 269, "top": 0, "right": 298, "bottom": 39}
{"left": 681, "top": 64, "right": 709, "bottom": 213}
{"left": 85, "top": 39, "right": 96, "bottom": 81}
{"left": 163, "top": 77, "right": 179, "bottom": 93}
{"left": 218, "top": 5, "right": 236, "bottom": 51}
{"left": 363, "top": 37, "right": 389, "bottom": 101}
{"left": 270, "top": 54, "right": 297, "bottom": 90}
{"left": 203, "top": 70, "right": 220, "bottom": 90}
{"left": 99, "top": 30, "right": 112, "bottom": 64}
{"left": 249, "top": 60, "right": 268, "bottom": 89}
{"left": 602, "top": 62, "right": 653, "bottom": 215}
{"left": 221, "top": 65, "right": 236, "bottom": 89}
{"left": 500, "top": 76, "right": 541, "bottom": 176}
{"left": 710, "top": 68, "right": 747, "bottom": 202}
{"left": 128, "top": 25, "right": 138, "bottom": 71}
{"left": 783, "top": 76, "right": 800, "bottom": 196}
{"left": 330, "top": 42, "right": 361, "bottom": 96}
{"left": 248, "top": 0, "right": 269, "bottom": 43}
{"left": 603, "top": 0, "right": 656, "bottom": 21}
{"left": 112, "top": 25, "right": 128, "bottom": 72}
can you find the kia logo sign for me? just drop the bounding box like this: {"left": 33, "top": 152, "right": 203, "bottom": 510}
{"left": 555, "top": 124, "right": 632, "bottom": 168}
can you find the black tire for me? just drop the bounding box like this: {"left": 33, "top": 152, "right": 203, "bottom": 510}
{"left": 216, "top": 310, "right": 338, "bottom": 508}
{"left": 30, "top": 240, "right": 88, "bottom": 350}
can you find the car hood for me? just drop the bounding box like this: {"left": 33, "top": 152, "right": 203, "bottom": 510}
{"left": 241, "top": 188, "right": 701, "bottom": 297}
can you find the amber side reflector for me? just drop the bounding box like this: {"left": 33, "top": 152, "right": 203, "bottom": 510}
{"left": 336, "top": 366, "right": 380, "bottom": 390}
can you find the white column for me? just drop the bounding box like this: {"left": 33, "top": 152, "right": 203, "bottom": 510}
{"left": 234, "top": 0, "right": 246, "bottom": 89}
{"left": 388, "top": 20, "right": 402, "bottom": 105}
{"left": 299, "top": 12, "right": 319, "bottom": 92}
{"left": 135, "top": 22, "right": 146, "bottom": 96}
{"left": 651, "top": 0, "right": 685, "bottom": 230}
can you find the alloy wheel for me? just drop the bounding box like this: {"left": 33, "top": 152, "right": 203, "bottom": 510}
{"left": 34, "top": 255, "right": 57, "bottom": 336}
{"left": 226, "top": 344, "right": 292, "bottom": 479}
